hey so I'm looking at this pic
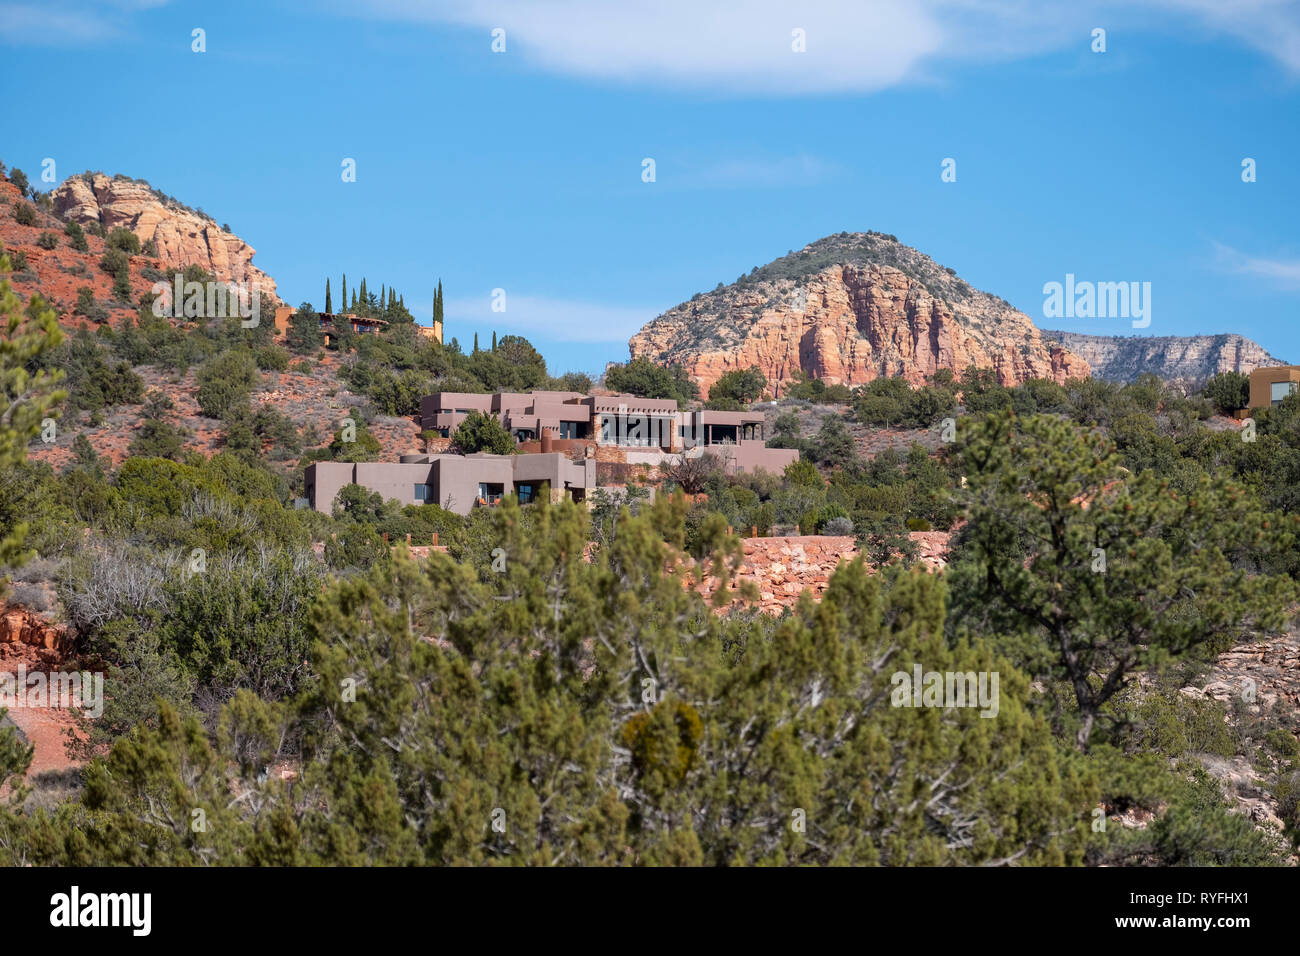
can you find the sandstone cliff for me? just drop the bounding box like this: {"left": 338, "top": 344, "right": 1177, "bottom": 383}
{"left": 1041, "top": 330, "right": 1285, "bottom": 384}
{"left": 51, "top": 172, "right": 278, "bottom": 300}
{"left": 629, "top": 232, "right": 1090, "bottom": 396}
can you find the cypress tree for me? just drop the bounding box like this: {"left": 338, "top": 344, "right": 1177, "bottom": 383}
{"left": 491, "top": 331, "right": 497, "bottom": 350}
{"left": 325, "top": 278, "right": 332, "bottom": 314}
{"left": 341, "top": 275, "right": 347, "bottom": 314}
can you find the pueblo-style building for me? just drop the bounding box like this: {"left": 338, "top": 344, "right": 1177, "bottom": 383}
{"left": 304, "top": 389, "right": 799, "bottom": 515}
{"left": 306, "top": 451, "right": 597, "bottom": 516}
{"left": 420, "top": 390, "right": 797, "bottom": 474}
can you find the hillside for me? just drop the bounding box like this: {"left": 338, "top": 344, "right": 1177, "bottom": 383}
{"left": 629, "top": 231, "right": 1091, "bottom": 397}
{"left": 0, "top": 172, "right": 420, "bottom": 469}
{"left": 1042, "top": 330, "right": 1286, "bottom": 383}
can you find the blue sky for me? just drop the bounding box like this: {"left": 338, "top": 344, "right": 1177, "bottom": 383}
{"left": 3, "top": 0, "right": 1298, "bottom": 375}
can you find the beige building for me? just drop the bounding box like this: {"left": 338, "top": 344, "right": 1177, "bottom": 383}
{"left": 1248, "top": 366, "right": 1300, "bottom": 410}
{"left": 305, "top": 451, "right": 596, "bottom": 515}
{"left": 421, "top": 390, "right": 798, "bottom": 475}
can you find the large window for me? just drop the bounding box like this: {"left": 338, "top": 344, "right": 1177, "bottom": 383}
{"left": 558, "top": 420, "right": 588, "bottom": 440}
{"left": 1271, "top": 381, "right": 1296, "bottom": 405}
{"left": 413, "top": 483, "right": 432, "bottom": 501}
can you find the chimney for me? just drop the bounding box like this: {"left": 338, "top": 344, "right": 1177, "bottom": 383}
{"left": 541, "top": 427, "right": 554, "bottom": 453}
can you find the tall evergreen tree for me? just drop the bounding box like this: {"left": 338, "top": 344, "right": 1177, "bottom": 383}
{"left": 491, "top": 331, "right": 497, "bottom": 350}
{"left": 341, "top": 275, "right": 347, "bottom": 314}
{"left": 325, "top": 278, "right": 332, "bottom": 314}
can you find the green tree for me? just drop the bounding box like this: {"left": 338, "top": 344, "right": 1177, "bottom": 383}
{"left": 950, "top": 411, "right": 1297, "bottom": 749}
{"left": 1202, "top": 371, "right": 1250, "bottom": 416}
{"left": 0, "top": 257, "right": 65, "bottom": 573}
{"left": 196, "top": 349, "right": 259, "bottom": 419}
{"left": 603, "top": 358, "right": 696, "bottom": 406}
{"left": 450, "top": 409, "right": 515, "bottom": 455}
{"left": 707, "top": 366, "right": 767, "bottom": 408}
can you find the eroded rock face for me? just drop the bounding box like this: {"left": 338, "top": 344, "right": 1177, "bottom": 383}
{"left": 695, "top": 531, "right": 951, "bottom": 615}
{"left": 630, "top": 233, "right": 1090, "bottom": 397}
{"left": 0, "top": 603, "right": 71, "bottom": 663}
{"left": 1042, "top": 331, "right": 1286, "bottom": 384}
{"left": 51, "top": 173, "right": 278, "bottom": 300}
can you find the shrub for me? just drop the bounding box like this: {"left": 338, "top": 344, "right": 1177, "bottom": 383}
{"left": 255, "top": 345, "right": 290, "bottom": 371}
{"left": 13, "top": 202, "right": 36, "bottom": 226}
{"left": 106, "top": 227, "right": 141, "bottom": 255}
{"left": 63, "top": 220, "right": 89, "bottom": 251}
{"left": 99, "top": 246, "right": 128, "bottom": 276}
{"left": 449, "top": 410, "right": 515, "bottom": 455}
{"left": 36, "top": 231, "right": 57, "bottom": 250}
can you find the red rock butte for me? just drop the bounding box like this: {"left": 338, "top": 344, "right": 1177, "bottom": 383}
{"left": 630, "top": 232, "right": 1090, "bottom": 397}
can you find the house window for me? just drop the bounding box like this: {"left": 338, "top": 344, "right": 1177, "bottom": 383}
{"left": 516, "top": 482, "right": 536, "bottom": 504}
{"left": 558, "top": 420, "right": 584, "bottom": 439}
{"left": 477, "top": 482, "right": 504, "bottom": 505}
{"left": 1271, "top": 381, "right": 1296, "bottom": 405}
{"left": 413, "top": 484, "right": 432, "bottom": 501}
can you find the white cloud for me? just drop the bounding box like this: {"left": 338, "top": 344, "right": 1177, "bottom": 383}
{"left": 344, "top": 0, "right": 1300, "bottom": 94}
{"left": 444, "top": 294, "right": 660, "bottom": 342}
{"left": 0, "top": 2, "right": 124, "bottom": 44}
{"left": 1212, "top": 241, "right": 1300, "bottom": 288}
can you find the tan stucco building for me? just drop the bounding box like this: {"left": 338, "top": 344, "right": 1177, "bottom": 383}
{"left": 1248, "top": 366, "right": 1300, "bottom": 409}
{"left": 305, "top": 451, "right": 596, "bottom": 515}
{"left": 420, "top": 390, "right": 798, "bottom": 474}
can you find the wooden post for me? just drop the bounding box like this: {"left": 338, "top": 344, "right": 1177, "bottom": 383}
{"left": 406, "top": 533, "right": 411, "bottom": 545}
{"left": 751, "top": 525, "right": 757, "bottom": 538}
{"left": 432, "top": 531, "right": 438, "bottom": 547}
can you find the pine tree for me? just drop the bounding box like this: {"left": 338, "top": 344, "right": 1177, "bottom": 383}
{"left": 950, "top": 410, "right": 1298, "bottom": 750}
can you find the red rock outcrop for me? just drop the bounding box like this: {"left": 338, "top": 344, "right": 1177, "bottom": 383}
{"left": 630, "top": 232, "right": 1089, "bottom": 397}
{"left": 697, "top": 531, "right": 951, "bottom": 615}
{"left": 0, "top": 604, "right": 71, "bottom": 662}
{"left": 51, "top": 172, "right": 278, "bottom": 300}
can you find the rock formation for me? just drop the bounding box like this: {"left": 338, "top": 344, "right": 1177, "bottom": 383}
{"left": 1041, "top": 330, "right": 1286, "bottom": 384}
{"left": 630, "top": 232, "right": 1090, "bottom": 397}
{"left": 696, "top": 531, "right": 951, "bottom": 615}
{"left": 51, "top": 172, "right": 278, "bottom": 300}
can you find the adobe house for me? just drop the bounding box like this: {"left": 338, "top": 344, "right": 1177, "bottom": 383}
{"left": 680, "top": 409, "right": 800, "bottom": 474}
{"left": 270, "top": 307, "right": 388, "bottom": 345}
{"left": 304, "top": 451, "right": 596, "bottom": 515}
{"left": 420, "top": 389, "right": 798, "bottom": 474}
{"left": 1248, "top": 365, "right": 1300, "bottom": 410}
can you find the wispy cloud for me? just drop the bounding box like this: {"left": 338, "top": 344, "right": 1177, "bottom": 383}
{"left": 340, "top": 0, "right": 1300, "bottom": 95}
{"left": 444, "top": 294, "right": 660, "bottom": 342}
{"left": 1212, "top": 240, "right": 1300, "bottom": 288}
{"left": 0, "top": 2, "right": 126, "bottom": 44}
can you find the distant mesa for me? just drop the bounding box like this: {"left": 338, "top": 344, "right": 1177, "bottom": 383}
{"left": 1040, "top": 330, "right": 1285, "bottom": 384}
